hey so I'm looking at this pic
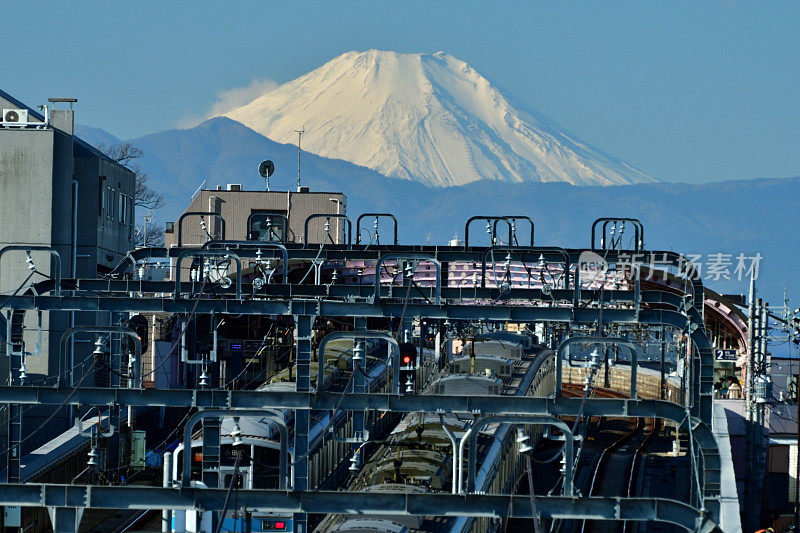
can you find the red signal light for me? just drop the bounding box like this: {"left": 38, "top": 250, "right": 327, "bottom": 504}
{"left": 403, "top": 355, "right": 411, "bottom": 364}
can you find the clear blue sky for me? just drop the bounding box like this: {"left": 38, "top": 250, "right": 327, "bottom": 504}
{"left": 4, "top": 1, "right": 799, "bottom": 183}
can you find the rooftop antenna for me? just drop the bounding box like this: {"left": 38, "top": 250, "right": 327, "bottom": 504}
{"left": 258, "top": 160, "right": 275, "bottom": 191}
{"left": 190, "top": 179, "right": 207, "bottom": 200}
{"left": 294, "top": 128, "right": 304, "bottom": 191}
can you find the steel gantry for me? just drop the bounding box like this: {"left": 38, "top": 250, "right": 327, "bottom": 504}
{"left": 0, "top": 221, "right": 722, "bottom": 532}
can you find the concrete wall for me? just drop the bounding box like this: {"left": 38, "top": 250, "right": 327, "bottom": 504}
{"left": 0, "top": 128, "right": 61, "bottom": 380}
{"left": 0, "top": 102, "right": 134, "bottom": 384}
{"left": 74, "top": 152, "right": 135, "bottom": 271}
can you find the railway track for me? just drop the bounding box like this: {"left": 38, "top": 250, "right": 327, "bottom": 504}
{"left": 560, "top": 384, "right": 660, "bottom": 533}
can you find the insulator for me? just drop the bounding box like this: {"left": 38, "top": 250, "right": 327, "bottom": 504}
{"left": 349, "top": 454, "right": 359, "bottom": 472}
{"left": 87, "top": 446, "right": 98, "bottom": 466}
{"left": 353, "top": 342, "right": 364, "bottom": 362}
{"left": 517, "top": 429, "right": 533, "bottom": 453}
{"left": 589, "top": 347, "right": 603, "bottom": 368}
{"left": 231, "top": 418, "right": 243, "bottom": 447}
{"left": 93, "top": 337, "right": 104, "bottom": 356}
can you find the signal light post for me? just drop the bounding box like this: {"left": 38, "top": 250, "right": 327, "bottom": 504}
{"left": 399, "top": 342, "right": 417, "bottom": 394}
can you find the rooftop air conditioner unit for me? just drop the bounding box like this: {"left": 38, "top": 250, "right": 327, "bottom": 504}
{"left": 3, "top": 109, "right": 28, "bottom": 125}
{"left": 227, "top": 184, "right": 242, "bottom": 191}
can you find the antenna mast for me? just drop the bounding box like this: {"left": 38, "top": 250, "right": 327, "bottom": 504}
{"left": 294, "top": 128, "right": 304, "bottom": 191}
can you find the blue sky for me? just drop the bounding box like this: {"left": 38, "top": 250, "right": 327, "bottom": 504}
{"left": 4, "top": 1, "right": 799, "bottom": 184}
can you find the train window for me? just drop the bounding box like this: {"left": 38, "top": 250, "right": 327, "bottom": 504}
{"left": 248, "top": 211, "right": 287, "bottom": 243}
{"left": 252, "top": 446, "right": 281, "bottom": 489}
{"left": 223, "top": 473, "right": 244, "bottom": 489}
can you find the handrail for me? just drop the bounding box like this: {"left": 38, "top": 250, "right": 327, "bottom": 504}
{"left": 177, "top": 211, "right": 226, "bottom": 247}
{"left": 59, "top": 326, "right": 143, "bottom": 388}
{"left": 591, "top": 218, "right": 643, "bottom": 252}
{"left": 356, "top": 213, "right": 398, "bottom": 245}
{"left": 303, "top": 214, "right": 352, "bottom": 246}
{"left": 201, "top": 241, "right": 288, "bottom": 282}
{"left": 464, "top": 216, "right": 513, "bottom": 247}
{"left": 174, "top": 250, "right": 242, "bottom": 299}
{"left": 317, "top": 331, "right": 401, "bottom": 394}
{"left": 491, "top": 216, "right": 535, "bottom": 246}
{"left": 556, "top": 336, "right": 641, "bottom": 399}
{"left": 461, "top": 415, "right": 574, "bottom": 495}
{"left": 374, "top": 254, "right": 441, "bottom": 305}
{"left": 0, "top": 245, "right": 62, "bottom": 296}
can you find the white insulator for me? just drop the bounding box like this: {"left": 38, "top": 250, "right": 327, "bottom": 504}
{"left": 87, "top": 446, "right": 98, "bottom": 466}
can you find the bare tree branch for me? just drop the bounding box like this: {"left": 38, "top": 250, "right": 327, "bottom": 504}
{"left": 134, "top": 223, "right": 165, "bottom": 247}
{"left": 98, "top": 142, "right": 165, "bottom": 210}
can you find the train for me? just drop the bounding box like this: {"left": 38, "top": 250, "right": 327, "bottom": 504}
{"left": 170, "top": 337, "right": 399, "bottom": 532}
{"left": 167, "top": 328, "right": 685, "bottom": 533}
{"left": 314, "top": 331, "right": 555, "bottom": 533}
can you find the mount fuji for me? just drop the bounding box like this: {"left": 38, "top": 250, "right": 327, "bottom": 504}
{"left": 221, "top": 50, "right": 655, "bottom": 187}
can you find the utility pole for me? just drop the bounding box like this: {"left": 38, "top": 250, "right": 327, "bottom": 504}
{"left": 792, "top": 306, "right": 800, "bottom": 533}
{"left": 755, "top": 299, "right": 767, "bottom": 529}
{"left": 796, "top": 342, "right": 799, "bottom": 533}
{"left": 660, "top": 325, "right": 666, "bottom": 399}
{"left": 141, "top": 213, "right": 152, "bottom": 247}
{"left": 294, "top": 128, "right": 304, "bottom": 192}
{"left": 745, "top": 277, "right": 758, "bottom": 531}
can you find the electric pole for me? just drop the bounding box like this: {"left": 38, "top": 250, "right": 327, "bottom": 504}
{"left": 141, "top": 212, "right": 153, "bottom": 247}
{"left": 294, "top": 128, "right": 304, "bottom": 192}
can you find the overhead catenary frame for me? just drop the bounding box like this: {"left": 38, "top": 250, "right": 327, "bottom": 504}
{"left": 0, "top": 215, "right": 725, "bottom": 532}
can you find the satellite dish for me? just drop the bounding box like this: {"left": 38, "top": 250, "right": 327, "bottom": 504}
{"left": 258, "top": 160, "right": 275, "bottom": 178}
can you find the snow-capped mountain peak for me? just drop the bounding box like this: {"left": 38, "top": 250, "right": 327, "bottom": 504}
{"left": 221, "top": 50, "right": 654, "bottom": 187}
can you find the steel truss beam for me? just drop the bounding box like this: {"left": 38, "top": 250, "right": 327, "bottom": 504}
{"left": 0, "top": 293, "right": 715, "bottom": 419}
{"left": 32, "top": 279, "right": 682, "bottom": 307}
{"left": 0, "top": 484, "right": 718, "bottom": 532}
{"left": 0, "top": 387, "right": 720, "bottom": 508}
{"left": 0, "top": 242, "right": 719, "bottom": 526}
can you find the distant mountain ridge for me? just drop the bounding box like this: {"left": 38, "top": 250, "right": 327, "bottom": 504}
{"left": 79, "top": 117, "right": 798, "bottom": 304}
{"left": 221, "top": 50, "right": 655, "bottom": 187}
{"left": 75, "top": 124, "right": 122, "bottom": 148}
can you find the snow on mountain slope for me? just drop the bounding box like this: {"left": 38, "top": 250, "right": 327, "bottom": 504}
{"left": 221, "top": 50, "right": 654, "bottom": 187}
